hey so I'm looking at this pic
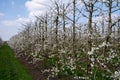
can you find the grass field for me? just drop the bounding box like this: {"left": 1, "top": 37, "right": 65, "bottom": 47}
{"left": 0, "top": 43, "right": 33, "bottom": 80}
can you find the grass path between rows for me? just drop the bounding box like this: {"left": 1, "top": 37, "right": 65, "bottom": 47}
{"left": 0, "top": 43, "right": 33, "bottom": 80}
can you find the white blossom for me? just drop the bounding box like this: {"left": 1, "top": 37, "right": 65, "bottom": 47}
{"left": 88, "top": 51, "right": 93, "bottom": 55}
{"left": 90, "top": 63, "right": 94, "bottom": 67}
{"left": 51, "top": 67, "right": 59, "bottom": 73}
{"left": 112, "top": 71, "right": 120, "bottom": 79}
{"left": 99, "top": 41, "right": 107, "bottom": 48}
{"left": 110, "top": 33, "right": 114, "bottom": 38}
{"left": 59, "top": 49, "right": 66, "bottom": 53}
{"left": 91, "top": 57, "right": 95, "bottom": 62}
{"left": 88, "top": 47, "right": 99, "bottom": 55}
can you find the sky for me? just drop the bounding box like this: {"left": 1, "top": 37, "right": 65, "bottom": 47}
{"left": 0, "top": 0, "right": 28, "bottom": 41}
{"left": 0, "top": 0, "right": 50, "bottom": 41}
{"left": 0, "top": 0, "right": 119, "bottom": 41}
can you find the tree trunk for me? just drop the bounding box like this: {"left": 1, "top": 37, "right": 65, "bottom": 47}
{"left": 87, "top": 3, "right": 93, "bottom": 79}
{"left": 62, "top": 4, "right": 66, "bottom": 50}
{"left": 104, "top": 0, "right": 112, "bottom": 58}
{"left": 73, "top": 0, "right": 76, "bottom": 57}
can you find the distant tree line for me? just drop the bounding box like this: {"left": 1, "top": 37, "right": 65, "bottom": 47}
{"left": 0, "top": 37, "right": 3, "bottom": 47}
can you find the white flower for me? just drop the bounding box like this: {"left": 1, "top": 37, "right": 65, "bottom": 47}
{"left": 91, "top": 47, "right": 95, "bottom": 52}
{"left": 88, "top": 51, "right": 92, "bottom": 55}
{"left": 111, "top": 55, "right": 115, "bottom": 58}
{"left": 90, "top": 63, "right": 94, "bottom": 67}
{"left": 110, "top": 33, "right": 114, "bottom": 38}
{"left": 70, "top": 58, "right": 74, "bottom": 66}
{"left": 88, "top": 32, "right": 91, "bottom": 36}
{"left": 91, "top": 57, "right": 95, "bottom": 62}
{"left": 51, "top": 67, "right": 59, "bottom": 73}
{"left": 95, "top": 47, "right": 99, "bottom": 50}
{"left": 87, "top": 47, "right": 98, "bottom": 55}
{"left": 101, "top": 63, "right": 104, "bottom": 66}
{"left": 59, "top": 49, "right": 66, "bottom": 53}
{"left": 53, "top": 44, "right": 57, "bottom": 48}
{"left": 99, "top": 41, "right": 106, "bottom": 48}
{"left": 106, "top": 58, "right": 110, "bottom": 60}
{"left": 112, "top": 71, "right": 120, "bottom": 79}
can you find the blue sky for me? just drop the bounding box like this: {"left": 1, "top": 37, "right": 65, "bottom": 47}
{"left": 0, "top": 0, "right": 28, "bottom": 20}
{"left": 0, "top": 0, "right": 73, "bottom": 41}
{"left": 0, "top": 0, "right": 29, "bottom": 41}
{"left": 0, "top": 0, "right": 49, "bottom": 41}
{"left": 0, "top": 0, "right": 119, "bottom": 41}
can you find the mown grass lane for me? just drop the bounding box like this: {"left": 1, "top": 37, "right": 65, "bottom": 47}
{"left": 0, "top": 43, "right": 33, "bottom": 80}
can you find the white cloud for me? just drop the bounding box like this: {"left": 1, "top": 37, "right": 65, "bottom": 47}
{"left": 25, "top": 0, "right": 46, "bottom": 11}
{"left": 0, "top": 20, "right": 17, "bottom": 27}
{"left": 17, "top": 17, "right": 30, "bottom": 24}
{"left": 0, "top": 30, "right": 14, "bottom": 41}
{"left": 24, "top": 0, "right": 53, "bottom": 23}
{"left": 29, "top": 10, "right": 44, "bottom": 18}
{"left": 0, "top": 18, "right": 31, "bottom": 41}
{"left": 25, "top": 0, "right": 50, "bottom": 17}
{"left": 0, "top": 0, "right": 81, "bottom": 41}
{"left": 0, "top": 20, "right": 22, "bottom": 41}
{"left": 25, "top": 0, "right": 74, "bottom": 22}
{"left": 0, "top": 17, "right": 31, "bottom": 27}
{"left": 0, "top": 12, "right": 4, "bottom": 16}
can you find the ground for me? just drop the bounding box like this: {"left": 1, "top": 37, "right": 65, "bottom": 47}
{"left": 0, "top": 43, "right": 69, "bottom": 80}
{"left": 0, "top": 43, "right": 33, "bottom": 80}
{"left": 18, "top": 55, "right": 46, "bottom": 80}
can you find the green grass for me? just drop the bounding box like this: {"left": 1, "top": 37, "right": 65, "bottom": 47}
{"left": 0, "top": 43, "right": 33, "bottom": 80}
